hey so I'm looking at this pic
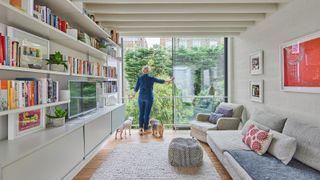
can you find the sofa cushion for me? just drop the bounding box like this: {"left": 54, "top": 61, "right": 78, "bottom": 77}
{"left": 241, "top": 119, "right": 270, "bottom": 135}
{"left": 218, "top": 102, "right": 244, "bottom": 118}
{"left": 242, "top": 125, "right": 273, "bottom": 155}
{"left": 283, "top": 120, "right": 320, "bottom": 171}
{"left": 226, "top": 150, "right": 320, "bottom": 180}
{"left": 247, "top": 109, "right": 287, "bottom": 133}
{"left": 190, "top": 121, "right": 217, "bottom": 132}
{"left": 208, "top": 113, "right": 224, "bottom": 124}
{"left": 207, "top": 130, "right": 250, "bottom": 154}
{"left": 268, "top": 130, "right": 297, "bottom": 165}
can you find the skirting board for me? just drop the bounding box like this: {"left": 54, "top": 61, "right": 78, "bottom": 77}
{"left": 62, "top": 132, "right": 114, "bottom": 180}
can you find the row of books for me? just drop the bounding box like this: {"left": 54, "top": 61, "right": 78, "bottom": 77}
{"left": 66, "top": 56, "right": 102, "bottom": 77}
{"left": 103, "top": 81, "right": 117, "bottom": 93}
{"left": 103, "top": 66, "right": 117, "bottom": 79}
{"left": 0, "top": 79, "right": 59, "bottom": 111}
{"left": 34, "top": 4, "right": 68, "bottom": 33}
{"left": 0, "top": 33, "right": 20, "bottom": 66}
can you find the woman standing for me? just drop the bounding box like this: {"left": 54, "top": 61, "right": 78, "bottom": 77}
{"left": 132, "top": 66, "right": 173, "bottom": 135}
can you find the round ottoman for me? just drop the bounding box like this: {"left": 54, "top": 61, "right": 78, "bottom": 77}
{"left": 168, "top": 138, "right": 203, "bottom": 167}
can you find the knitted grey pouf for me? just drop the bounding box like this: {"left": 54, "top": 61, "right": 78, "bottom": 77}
{"left": 168, "top": 138, "right": 203, "bottom": 167}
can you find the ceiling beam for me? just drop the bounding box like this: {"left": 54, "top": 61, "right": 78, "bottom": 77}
{"left": 116, "top": 27, "right": 246, "bottom": 33}
{"left": 81, "top": 0, "right": 290, "bottom": 4}
{"left": 120, "top": 32, "right": 241, "bottom": 37}
{"left": 85, "top": 3, "right": 277, "bottom": 14}
{"left": 102, "top": 21, "right": 255, "bottom": 28}
{"left": 95, "top": 13, "right": 265, "bottom": 22}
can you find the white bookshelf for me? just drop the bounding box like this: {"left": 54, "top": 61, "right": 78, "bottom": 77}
{"left": 0, "top": 65, "right": 69, "bottom": 76}
{"left": 38, "top": 0, "right": 110, "bottom": 39}
{"left": 0, "top": 66, "right": 111, "bottom": 79}
{"left": 0, "top": 100, "right": 70, "bottom": 116}
{"left": 0, "top": 1, "right": 109, "bottom": 60}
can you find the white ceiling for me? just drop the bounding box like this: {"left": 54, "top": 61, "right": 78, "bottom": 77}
{"left": 81, "top": 0, "right": 291, "bottom": 37}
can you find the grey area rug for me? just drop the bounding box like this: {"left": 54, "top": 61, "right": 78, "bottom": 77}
{"left": 91, "top": 142, "right": 221, "bottom": 180}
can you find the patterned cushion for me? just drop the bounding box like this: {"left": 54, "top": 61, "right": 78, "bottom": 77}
{"left": 242, "top": 125, "right": 273, "bottom": 155}
{"left": 208, "top": 113, "right": 224, "bottom": 124}
{"left": 215, "top": 107, "right": 233, "bottom": 117}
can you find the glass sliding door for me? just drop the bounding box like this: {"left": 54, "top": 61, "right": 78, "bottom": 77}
{"left": 172, "top": 37, "right": 226, "bottom": 127}
{"left": 122, "top": 37, "right": 227, "bottom": 128}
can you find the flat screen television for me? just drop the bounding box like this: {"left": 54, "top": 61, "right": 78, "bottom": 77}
{"left": 68, "top": 81, "right": 97, "bottom": 119}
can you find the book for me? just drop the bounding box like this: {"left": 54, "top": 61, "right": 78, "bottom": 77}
{"left": 0, "top": 80, "right": 8, "bottom": 111}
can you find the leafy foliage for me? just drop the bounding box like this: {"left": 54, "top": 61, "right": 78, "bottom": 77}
{"left": 47, "top": 107, "right": 67, "bottom": 119}
{"left": 124, "top": 44, "right": 225, "bottom": 126}
{"left": 47, "top": 51, "right": 68, "bottom": 70}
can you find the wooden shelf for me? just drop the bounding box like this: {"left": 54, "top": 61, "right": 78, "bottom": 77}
{"left": 0, "top": 101, "right": 70, "bottom": 116}
{"left": 0, "top": 1, "right": 108, "bottom": 60}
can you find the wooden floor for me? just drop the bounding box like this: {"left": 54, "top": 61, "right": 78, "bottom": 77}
{"left": 74, "top": 130, "right": 232, "bottom": 180}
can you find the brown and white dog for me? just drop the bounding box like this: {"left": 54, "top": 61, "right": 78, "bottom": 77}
{"left": 149, "top": 118, "right": 164, "bottom": 138}
{"left": 115, "top": 116, "right": 133, "bottom": 139}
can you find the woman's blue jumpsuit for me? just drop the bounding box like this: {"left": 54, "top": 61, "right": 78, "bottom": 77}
{"left": 134, "top": 74, "right": 165, "bottom": 130}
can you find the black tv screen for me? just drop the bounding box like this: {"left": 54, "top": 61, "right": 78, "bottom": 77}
{"left": 69, "top": 81, "right": 97, "bottom": 118}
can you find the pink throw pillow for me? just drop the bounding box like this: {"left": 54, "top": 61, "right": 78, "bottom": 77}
{"left": 242, "top": 125, "right": 273, "bottom": 155}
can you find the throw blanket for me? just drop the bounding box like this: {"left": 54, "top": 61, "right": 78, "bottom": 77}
{"left": 227, "top": 150, "right": 320, "bottom": 180}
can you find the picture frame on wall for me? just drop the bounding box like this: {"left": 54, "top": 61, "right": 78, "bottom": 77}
{"left": 280, "top": 31, "right": 320, "bottom": 93}
{"left": 250, "top": 80, "right": 264, "bottom": 103}
{"left": 249, "top": 50, "right": 264, "bottom": 75}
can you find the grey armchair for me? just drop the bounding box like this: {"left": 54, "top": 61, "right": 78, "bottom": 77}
{"left": 190, "top": 102, "right": 244, "bottom": 143}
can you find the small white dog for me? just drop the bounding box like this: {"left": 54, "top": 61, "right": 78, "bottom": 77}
{"left": 115, "top": 116, "right": 133, "bottom": 139}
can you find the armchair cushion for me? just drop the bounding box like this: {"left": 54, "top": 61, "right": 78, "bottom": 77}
{"left": 218, "top": 102, "right": 244, "bottom": 118}
{"left": 217, "top": 117, "right": 241, "bottom": 130}
{"left": 208, "top": 113, "right": 224, "bottom": 124}
{"left": 215, "top": 106, "right": 233, "bottom": 117}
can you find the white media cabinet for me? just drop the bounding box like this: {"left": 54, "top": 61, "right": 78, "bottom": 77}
{"left": 0, "top": 104, "right": 125, "bottom": 180}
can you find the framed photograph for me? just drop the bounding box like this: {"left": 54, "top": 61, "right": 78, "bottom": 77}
{"left": 280, "top": 31, "right": 320, "bottom": 93}
{"left": 250, "top": 80, "right": 264, "bottom": 103}
{"left": 250, "top": 50, "right": 264, "bottom": 75}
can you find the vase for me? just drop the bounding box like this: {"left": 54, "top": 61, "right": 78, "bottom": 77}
{"left": 51, "top": 117, "right": 65, "bottom": 127}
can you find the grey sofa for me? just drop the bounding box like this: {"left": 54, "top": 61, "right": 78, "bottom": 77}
{"left": 207, "top": 110, "right": 320, "bottom": 180}
{"left": 190, "top": 102, "right": 244, "bottom": 142}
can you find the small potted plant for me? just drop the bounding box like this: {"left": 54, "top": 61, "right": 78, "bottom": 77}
{"left": 47, "top": 107, "right": 67, "bottom": 127}
{"left": 47, "top": 51, "right": 68, "bottom": 72}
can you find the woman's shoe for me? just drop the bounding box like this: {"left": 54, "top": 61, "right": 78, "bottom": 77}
{"left": 139, "top": 128, "right": 144, "bottom": 136}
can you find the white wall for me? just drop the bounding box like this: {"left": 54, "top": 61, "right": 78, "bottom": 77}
{"left": 232, "top": 0, "right": 320, "bottom": 126}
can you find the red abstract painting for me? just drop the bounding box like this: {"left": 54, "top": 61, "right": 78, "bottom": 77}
{"left": 283, "top": 37, "right": 320, "bottom": 87}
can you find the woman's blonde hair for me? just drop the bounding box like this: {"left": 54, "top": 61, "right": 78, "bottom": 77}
{"left": 142, "top": 65, "right": 151, "bottom": 73}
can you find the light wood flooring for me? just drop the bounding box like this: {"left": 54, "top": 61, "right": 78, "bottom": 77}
{"left": 74, "top": 130, "right": 232, "bottom": 180}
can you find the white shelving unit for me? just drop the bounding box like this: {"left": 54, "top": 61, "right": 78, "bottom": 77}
{"left": 0, "top": 1, "right": 120, "bottom": 60}
{"left": 38, "top": 0, "right": 110, "bottom": 39}
{"left": 0, "top": 101, "right": 70, "bottom": 116}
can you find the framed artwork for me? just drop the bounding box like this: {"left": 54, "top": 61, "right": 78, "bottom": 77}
{"left": 7, "top": 108, "right": 45, "bottom": 140}
{"left": 250, "top": 50, "right": 264, "bottom": 75}
{"left": 7, "top": 26, "right": 49, "bottom": 69}
{"left": 280, "top": 31, "right": 320, "bottom": 93}
{"left": 250, "top": 80, "right": 264, "bottom": 103}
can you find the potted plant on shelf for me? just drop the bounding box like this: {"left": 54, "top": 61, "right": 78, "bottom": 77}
{"left": 47, "top": 107, "right": 67, "bottom": 127}
{"left": 47, "top": 51, "right": 68, "bottom": 72}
